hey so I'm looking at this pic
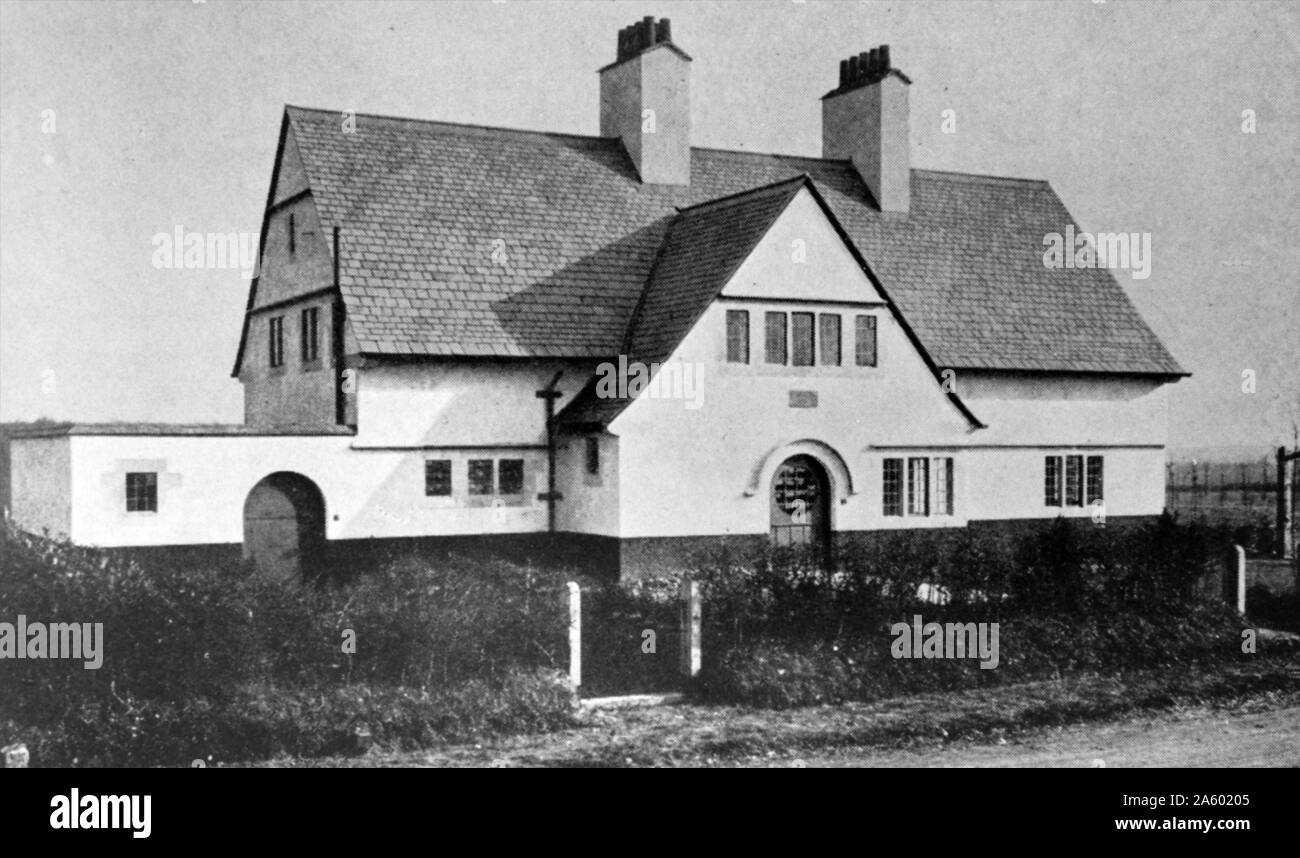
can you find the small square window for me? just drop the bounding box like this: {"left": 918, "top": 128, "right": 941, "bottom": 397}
{"left": 468, "top": 460, "right": 494, "bottom": 495}
{"left": 125, "top": 472, "right": 157, "bottom": 512}
{"left": 424, "top": 459, "right": 451, "bottom": 496}
{"left": 499, "top": 459, "right": 524, "bottom": 495}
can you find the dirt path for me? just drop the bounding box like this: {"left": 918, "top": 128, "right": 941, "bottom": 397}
{"left": 254, "top": 664, "right": 1300, "bottom": 767}
{"left": 796, "top": 703, "right": 1300, "bottom": 768}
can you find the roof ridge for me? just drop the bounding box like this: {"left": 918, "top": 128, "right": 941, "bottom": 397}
{"left": 285, "top": 105, "right": 609, "bottom": 145}
{"left": 911, "top": 167, "right": 1049, "bottom": 187}
{"left": 674, "top": 174, "right": 809, "bottom": 214}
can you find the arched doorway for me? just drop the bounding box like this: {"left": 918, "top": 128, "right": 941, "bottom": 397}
{"left": 243, "top": 472, "right": 325, "bottom": 582}
{"left": 770, "top": 455, "right": 831, "bottom": 561}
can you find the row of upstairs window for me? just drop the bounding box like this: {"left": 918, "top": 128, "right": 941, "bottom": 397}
{"left": 268, "top": 306, "right": 321, "bottom": 368}
{"left": 726, "top": 310, "right": 877, "bottom": 368}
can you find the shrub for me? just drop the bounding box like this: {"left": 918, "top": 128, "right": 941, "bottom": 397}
{"left": 7, "top": 668, "right": 575, "bottom": 767}
{"left": 690, "top": 516, "right": 1247, "bottom": 706}
{"left": 0, "top": 523, "right": 577, "bottom": 765}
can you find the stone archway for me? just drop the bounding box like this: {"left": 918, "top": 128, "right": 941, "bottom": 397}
{"left": 242, "top": 472, "right": 325, "bottom": 582}
{"left": 769, "top": 455, "right": 832, "bottom": 561}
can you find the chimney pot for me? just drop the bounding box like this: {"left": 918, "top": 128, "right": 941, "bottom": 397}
{"left": 823, "top": 43, "right": 911, "bottom": 213}
{"left": 600, "top": 17, "right": 691, "bottom": 185}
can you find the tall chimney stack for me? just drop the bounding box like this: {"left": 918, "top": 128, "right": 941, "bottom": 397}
{"left": 599, "top": 16, "right": 692, "bottom": 186}
{"left": 822, "top": 44, "right": 912, "bottom": 213}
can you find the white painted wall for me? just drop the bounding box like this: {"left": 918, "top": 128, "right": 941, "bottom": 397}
{"left": 584, "top": 188, "right": 1173, "bottom": 539}
{"left": 605, "top": 191, "right": 976, "bottom": 539}
{"left": 9, "top": 436, "right": 72, "bottom": 539}
{"left": 555, "top": 432, "right": 620, "bottom": 536}
{"left": 354, "top": 360, "right": 587, "bottom": 448}
{"left": 721, "top": 187, "right": 884, "bottom": 304}
{"left": 53, "top": 434, "right": 547, "bottom": 547}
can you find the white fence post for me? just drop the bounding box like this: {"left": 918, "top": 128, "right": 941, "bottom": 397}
{"left": 1234, "top": 544, "right": 1247, "bottom": 615}
{"left": 679, "top": 580, "right": 701, "bottom": 680}
{"left": 567, "top": 581, "right": 581, "bottom": 691}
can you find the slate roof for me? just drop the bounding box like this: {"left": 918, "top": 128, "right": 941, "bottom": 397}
{"left": 264, "top": 105, "right": 1185, "bottom": 378}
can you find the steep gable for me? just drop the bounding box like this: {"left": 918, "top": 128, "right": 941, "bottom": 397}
{"left": 560, "top": 176, "right": 983, "bottom": 430}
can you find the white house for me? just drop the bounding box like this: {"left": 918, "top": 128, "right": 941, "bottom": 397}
{"left": 8, "top": 19, "right": 1185, "bottom": 580}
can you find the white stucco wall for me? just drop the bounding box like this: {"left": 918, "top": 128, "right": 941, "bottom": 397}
{"left": 588, "top": 187, "right": 1173, "bottom": 539}
{"left": 60, "top": 434, "right": 548, "bottom": 547}
{"left": 9, "top": 436, "right": 72, "bottom": 540}
{"left": 354, "top": 360, "right": 588, "bottom": 448}
{"left": 555, "top": 432, "right": 620, "bottom": 537}
{"left": 605, "top": 189, "right": 976, "bottom": 539}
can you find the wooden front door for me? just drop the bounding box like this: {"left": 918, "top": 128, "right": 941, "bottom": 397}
{"left": 770, "top": 455, "right": 830, "bottom": 559}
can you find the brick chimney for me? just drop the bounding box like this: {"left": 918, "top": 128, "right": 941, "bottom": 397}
{"left": 599, "top": 16, "right": 692, "bottom": 186}
{"left": 822, "top": 45, "right": 912, "bottom": 213}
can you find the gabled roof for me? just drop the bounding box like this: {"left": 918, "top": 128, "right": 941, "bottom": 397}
{"left": 245, "top": 105, "right": 1184, "bottom": 378}
{"left": 558, "top": 175, "right": 985, "bottom": 429}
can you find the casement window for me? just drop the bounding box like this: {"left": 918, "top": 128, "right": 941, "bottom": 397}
{"left": 726, "top": 310, "right": 749, "bottom": 364}
{"left": 907, "top": 457, "right": 930, "bottom": 516}
{"left": 1045, "top": 455, "right": 1063, "bottom": 506}
{"left": 268, "top": 316, "right": 285, "bottom": 368}
{"left": 498, "top": 459, "right": 524, "bottom": 495}
{"left": 884, "top": 457, "right": 954, "bottom": 517}
{"left": 125, "top": 472, "right": 157, "bottom": 512}
{"left": 301, "top": 306, "right": 320, "bottom": 363}
{"left": 791, "top": 312, "right": 815, "bottom": 367}
{"left": 932, "top": 457, "right": 954, "bottom": 516}
{"left": 1064, "top": 454, "right": 1084, "bottom": 507}
{"left": 468, "top": 459, "right": 494, "bottom": 496}
{"left": 585, "top": 436, "right": 600, "bottom": 476}
{"left": 1045, "top": 454, "right": 1090, "bottom": 507}
{"left": 818, "top": 314, "right": 841, "bottom": 366}
{"left": 883, "top": 458, "right": 904, "bottom": 516}
{"left": 764, "top": 311, "right": 787, "bottom": 365}
{"left": 287, "top": 212, "right": 296, "bottom": 256}
{"left": 855, "top": 315, "right": 878, "bottom": 367}
{"left": 424, "top": 459, "right": 451, "bottom": 496}
{"left": 1085, "top": 456, "right": 1104, "bottom": 505}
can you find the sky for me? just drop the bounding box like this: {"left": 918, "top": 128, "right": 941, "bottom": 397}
{"left": 1, "top": 0, "right": 1296, "bottom": 454}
